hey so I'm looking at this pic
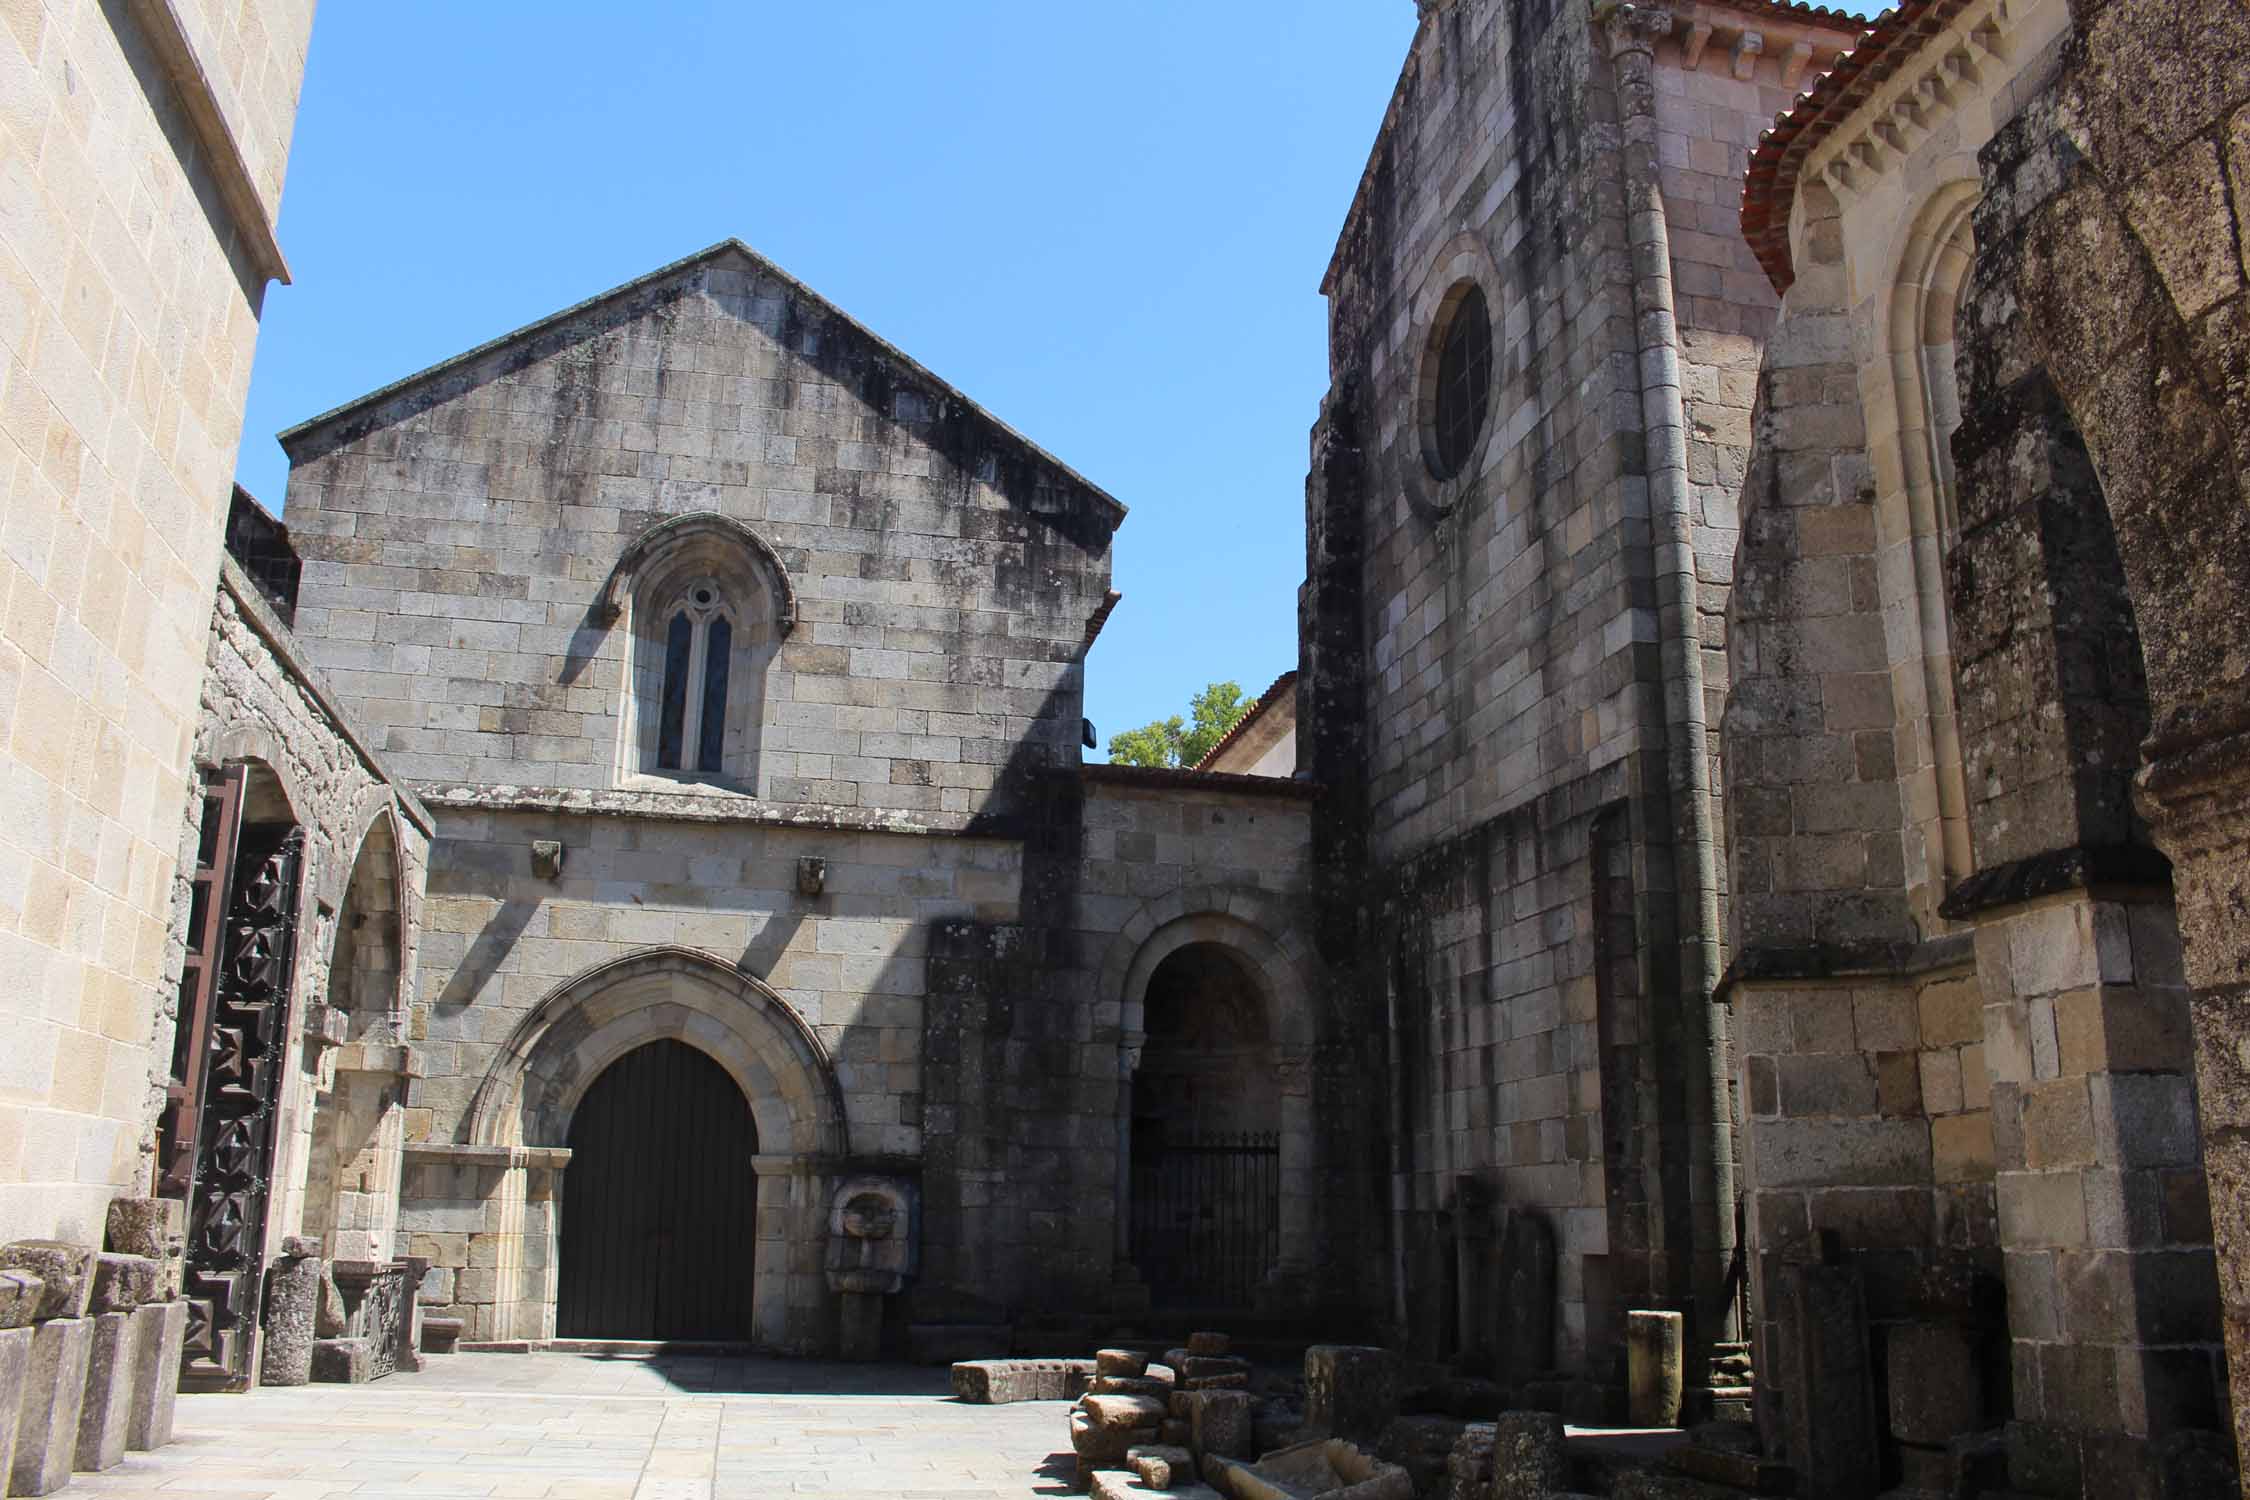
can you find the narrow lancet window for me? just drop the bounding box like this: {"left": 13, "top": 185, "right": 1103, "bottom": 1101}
{"left": 698, "top": 616, "right": 732, "bottom": 773}
{"left": 657, "top": 611, "right": 693, "bottom": 769}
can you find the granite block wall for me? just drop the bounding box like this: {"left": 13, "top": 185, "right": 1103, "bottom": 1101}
{"left": 0, "top": 0, "right": 313, "bottom": 1243}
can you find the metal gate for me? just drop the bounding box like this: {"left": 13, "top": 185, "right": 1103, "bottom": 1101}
{"left": 555, "top": 1039, "right": 760, "bottom": 1341}
{"left": 1129, "top": 1131, "right": 1279, "bottom": 1311}
{"left": 179, "top": 812, "right": 304, "bottom": 1390}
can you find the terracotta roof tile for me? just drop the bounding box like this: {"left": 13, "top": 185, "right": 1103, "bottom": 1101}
{"left": 1191, "top": 670, "right": 1299, "bottom": 773}
{"left": 1741, "top": 0, "right": 1968, "bottom": 293}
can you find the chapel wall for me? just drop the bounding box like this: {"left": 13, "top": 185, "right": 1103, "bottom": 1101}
{"left": 1725, "top": 0, "right": 2243, "bottom": 1484}
{"left": 278, "top": 255, "right": 1114, "bottom": 821}
{"left": 0, "top": 0, "right": 313, "bottom": 1244}
{"left": 1306, "top": 0, "right": 1854, "bottom": 1380}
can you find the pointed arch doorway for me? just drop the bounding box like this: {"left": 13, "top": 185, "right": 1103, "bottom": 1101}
{"left": 554, "top": 1039, "right": 759, "bottom": 1341}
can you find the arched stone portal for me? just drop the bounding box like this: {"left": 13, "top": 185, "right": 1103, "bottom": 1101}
{"left": 1102, "top": 898, "right": 1320, "bottom": 1315}
{"left": 1130, "top": 943, "right": 1281, "bottom": 1309}
{"left": 465, "top": 947, "right": 846, "bottom": 1350}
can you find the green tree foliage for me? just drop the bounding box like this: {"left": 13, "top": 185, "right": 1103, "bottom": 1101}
{"left": 1106, "top": 681, "right": 1251, "bottom": 768}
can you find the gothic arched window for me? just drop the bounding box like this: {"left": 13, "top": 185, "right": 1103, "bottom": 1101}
{"left": 602, "top": 512, "right": 796, "bottom": 794}
{"left": 655, "top": 580, "right": 735, "bottom": 774}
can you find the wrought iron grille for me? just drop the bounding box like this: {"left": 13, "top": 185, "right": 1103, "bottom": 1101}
{"left": 1129, "top": 1131, "right": 1280, "bottom": 1311}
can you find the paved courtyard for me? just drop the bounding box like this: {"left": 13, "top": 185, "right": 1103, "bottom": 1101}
{"left": 73, "top": 1355, "right": 1075, "bottom": 1500}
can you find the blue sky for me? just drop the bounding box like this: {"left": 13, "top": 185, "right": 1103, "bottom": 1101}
{"left": 233, "top": 3, "right": 1409, "bottom": 750}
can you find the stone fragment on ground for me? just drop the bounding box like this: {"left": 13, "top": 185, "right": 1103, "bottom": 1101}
{"left": 1091, "top": 1471, "right": 1221, "bottom": 1500}
{"left": 1379, "top": 1412, "right": 1468, "bottom": 1496}
{"left": 1187, "top": 1387, "right": 1256, "bottom": 1461}
{"left": 1489, "top": 1411, "right": 1568, "bottom": 1500}
{"left": 88, "top": 1254, "right": 158, "bottom": 1313}
{"left": 0, "top": 1271, "right": 44, "bottom": 1330}
{"left": 952, "top": 1355, "right": 1095, "bottom": 1403}
{"left": 1096, "top": 1373, "right": 1177, "bottom": 1398}
{"left": 1187, "top": 1331, "right": 1230, "bottom": 1356}
{"left": 1098, "top": 1347, "right": 1151, "bottom": 1378}
{"left": 0, "top": 1244, "right": 91, "bottom": 1321}
{"left": 1085, "top": 1392, "right": 1171, "bottom": 1430}
{"left": 1445, "top": 1422, "right": 1496, "bottom": 1500}
{"left": 1304, "top": 1345, "right": 1402, "bottom": 1445}
{"left": 1075, "top": 1405, "right": 1162, "bottom": 1477}
{"left": 1202, "top": 1436, "right": 1412, "bottom": 1500}
{"left": 1128, "top": 1442, "right": 1195, "bottom": 1489}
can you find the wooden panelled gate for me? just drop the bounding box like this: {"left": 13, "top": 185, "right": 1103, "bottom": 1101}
{"left": 1129, "top": 1131, "right": 1280, "bottom": 1311}
{"left": 555, "top": 1039, "right": 760, "bottom": 1341}
{"left": 159, "top": 766, "right": 307, "bottom": 1391}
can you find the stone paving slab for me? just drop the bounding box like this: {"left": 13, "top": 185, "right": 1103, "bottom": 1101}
{"left": 66, "top": 1355, "right": 1075, "bottom": 1500}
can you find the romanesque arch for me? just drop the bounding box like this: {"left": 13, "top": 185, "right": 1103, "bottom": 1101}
{"left": 466, "top": 946, "right": 845, "bottom": 1159}
{"left": 462, "top": 946, "right": 847, "bottom": 1350}
{"left": 1100, "top": 890, "right": 1319, "bottom": 1311}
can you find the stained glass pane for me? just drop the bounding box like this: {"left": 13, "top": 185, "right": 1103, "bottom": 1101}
{"left": 698, "top": 617, "right": 732, "bottom": 774}
{"left": 656, "top": 612, "right": 691, "bottom": 769}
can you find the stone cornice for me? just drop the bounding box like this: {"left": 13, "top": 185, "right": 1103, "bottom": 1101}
{"left": 217, "top": 557, "right": 435, "bottom": 838}
{"left": 120, "top": 0, "right": 290, "bottom": 285}
{"left": 1744, "top": 0, "right": 2036, "bottom": 292}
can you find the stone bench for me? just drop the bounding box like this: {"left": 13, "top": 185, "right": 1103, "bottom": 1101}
{"left": 950, "top": 1357, "right": 1096, "bottom": 1404}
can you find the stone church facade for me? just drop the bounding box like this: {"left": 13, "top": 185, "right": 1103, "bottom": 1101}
{"left": 269, "top": 245, "right": 1333, "bottom": 1355}
{"left": 5, "top": 0, "right": 2250, "bottom": 1495}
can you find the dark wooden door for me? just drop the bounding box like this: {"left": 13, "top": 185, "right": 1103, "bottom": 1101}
{"left": 555, "top": 1040, "right": 759, "bottom": 1341}
{"left": 181, "top": 822, "right": 303, "bottom": 1390}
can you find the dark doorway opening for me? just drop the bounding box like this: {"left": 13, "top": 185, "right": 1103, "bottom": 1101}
{"left": 556, "top": 1039, "right": 759, "bottom": 1341}
{"left": 1130, "top": 943, "right": 1281, "bottom": 1311}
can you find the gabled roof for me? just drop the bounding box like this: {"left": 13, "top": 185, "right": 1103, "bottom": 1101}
{"left": 1193, "top": 670, "right": 1299, "bottom": 773}
{"left": 277, "top": 239, "right": 1125, "bottom": 524}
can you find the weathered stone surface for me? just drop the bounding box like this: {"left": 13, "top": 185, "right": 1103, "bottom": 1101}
{"left": 1093, "top": 1375, "right": 1174, "bottom": 1399}
{"left": 1204, "top": 1438, "right": 1411, "bottom": 1500}
{"left": 1090, "top": 1471, "right": 1220, "bottom": 1500}
{"left": 9, "top": 1317, "right": 91, "bottom": 1496}
{"left": 1489, "top": 1411, "right": 1568, "bottom": 1500}
{"left": 101, "top": 1203, "right": 182, "bottom": 1300}
{"left": 1626, "top": 1310, "right": 1685, "bottom": 1428}
{"left": 0, "top": 1279, "right": 40, "bottom": 1333}
{"left": 260, "top": 1250, "right": 322, "bottom": 1388}
{"left": 1188, "top": 1388, "right": 1255, "bottom": 1462}
{"left": 419, "top": 1317, "right": 464, "bottom": 1356}
{"left": 1073, "top": 1408, "right": 1160, "bottom": 1470}
{"left": 1305, "top": 1345, "right": 1400, "bottom": 1446}
{"left": 1127, "top": 1443, "right": 1194, "bottom": 1488}
{"left": 1377, "top": 1413, "right": 1467, "bottom": 1497}
{"left": 1186, "top": 1332, "right": 1229, "bottom": 1357}
{"left": 1664, "top": 1443, "right": 1792, "bottom": 1495}
{"left": 1493, "top": 1214, "right": 1556, "bottom": 1386}
{"left": 0, "top": 1329, "right": 28, "bottom": 1490}
{"left": 1778, "top": 1264, "right": 1877, "bottom": 1500}
{"left": 1097, "top": 1348, "right": 1150, "bottom": 1379}
{"left": 87, "top": 1256, "right": 158, "bottom": 1315}
{"left": 1083, "top": 1393, "right": 1170, "bottom": 1432}
{"left": 124, "top": 1300, "right": 185, "bottom": 1450}
{"left": 101, "top": 1202, "right": 175, "bottom": 1263}
{"left": 73, "top": 1311, "right": 133, "bottom": 1472}
{"left": 310, "top": 1338, "right": 372, "bottom": 1384}
{"left": 0, "top": 1247, "right": 89, "bottom": 1324}
{"left": 1886, "top": 1322, "right": 1983, "bottom": 1444}
{"left": 1444, "top": 1421, "right": 1495, "bottom": 1500}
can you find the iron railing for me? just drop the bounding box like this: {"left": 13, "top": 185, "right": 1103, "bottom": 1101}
{"left": 1129, "top": 1131, "right": 1280, "bottom": 1310}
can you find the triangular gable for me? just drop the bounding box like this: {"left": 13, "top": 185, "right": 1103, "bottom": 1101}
{"left": 276, "top": 239, "right": 1126, "bottom": 535}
